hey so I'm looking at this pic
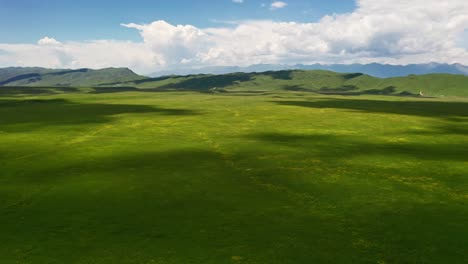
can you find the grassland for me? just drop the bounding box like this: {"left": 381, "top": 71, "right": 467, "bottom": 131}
{"left": 0, "top": 87, "right": 467, "bottom": 263}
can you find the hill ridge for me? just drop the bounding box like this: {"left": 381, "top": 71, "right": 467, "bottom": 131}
{"left": 0, "top": 67, "right": 145, "bottom": 87}
{"left": 1, "top": 67, "right": 467, "bottom": 97}
{"left": 150, "top": 63, "right": 468, "bottom": 78}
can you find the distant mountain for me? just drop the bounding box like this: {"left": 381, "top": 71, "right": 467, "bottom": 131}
{"left": 0, "top": 67, "right": 145, "bottom": 87}
{"left": 150, "top": 63, "right": 468, "bottom": 78}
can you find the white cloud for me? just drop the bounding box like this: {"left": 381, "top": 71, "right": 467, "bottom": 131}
{"left": 0, "top": 40, "right": 156, "bottom": 73}
{"left": 270, "top": 1, "right": 287, "bottom": 10}
{"left": 37, "top": 37, "right": 62, "bottom": 46}
{"left": 121, "top": 20, "right": 210, "bottom": 67}
{"left": 232, "top": 0, "right": 244, "bottom": 3}
{"left": 1, "top": 0, "right": 468, "bottom": 74}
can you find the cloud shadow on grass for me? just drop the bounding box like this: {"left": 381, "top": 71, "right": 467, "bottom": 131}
{"left": 0, "top": 86, "right": 80, "bottom": 95}
{"left": 0, "top": 98, "right": 200, "bottom": 132}
{"left": 406, "top": 122, "right": 468, "bottom": 136}
{"left": 249, "top": 132, "right": 468, "bottom": 162}
{"left": 271, "top": 98, "right": 468, "bottom": 119}
{"left": 1, "top": 144, "right": 467, "bottom": 263}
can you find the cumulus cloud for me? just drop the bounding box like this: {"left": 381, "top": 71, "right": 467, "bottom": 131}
{"left": 37, "top": 37, "right": 62, "bottom": 46}
{"left": 232, "top": 0, "right": 244, "bottom": 3}
{"left": 121, "top": 21, "right": 210, "bottom": 67}
{"left": 0, "top": 0, "right": 467, "bottom": 74}
{"left": 270, "top": 1, "right": 287, "bottom": 10}
{"left": 0, "top": 40, "right": 155, "bottom": 73}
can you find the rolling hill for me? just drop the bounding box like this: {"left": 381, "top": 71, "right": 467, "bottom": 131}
{"left": 1, "top": 67, "right": 468, "bottom": 97}
{"left": 112, "top": 70, "right": 468, "bottom": 97}
{"left": 0, "top": 67, "right": 145, "bottom": 87}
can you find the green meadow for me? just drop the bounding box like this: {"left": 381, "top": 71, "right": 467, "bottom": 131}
{"left": 0, "top": 89, "right": 467, "bottom": 263}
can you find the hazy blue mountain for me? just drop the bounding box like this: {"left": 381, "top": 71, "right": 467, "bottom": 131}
{"left": 300, "top": 63, "right": 468, "bottom": 77}
{"left": 150, "top": 63, "right": 468, "bottom": 78}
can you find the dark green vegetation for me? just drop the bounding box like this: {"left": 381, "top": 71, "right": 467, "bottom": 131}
{"left": 0, "top": 85, "right": 467, "bottom": 263}
{"left": 2, "top": 67, "right": 468, "bottom": 97}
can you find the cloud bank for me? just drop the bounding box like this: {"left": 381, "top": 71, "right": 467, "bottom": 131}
{"left": 0, "top": 0, "right": 467, "bottom": 74}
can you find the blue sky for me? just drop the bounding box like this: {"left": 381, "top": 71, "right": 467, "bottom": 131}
{"left": 0, "top": 0, "right": 355, "bottom": 43}
{"left": 0, "top": 0, "right": 467, "bottom": 73}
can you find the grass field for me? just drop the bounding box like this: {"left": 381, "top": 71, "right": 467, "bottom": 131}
{"left": 0, "top": 90, "right": 467, "bottom": 263}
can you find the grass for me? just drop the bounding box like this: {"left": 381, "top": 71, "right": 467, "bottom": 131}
{"left": 0, "top": 90, "right": 467, "bottom": 263}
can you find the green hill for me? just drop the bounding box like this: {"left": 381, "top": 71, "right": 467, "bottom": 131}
{"left": 373, "top": 74, "right": 468, "bottom": 97}
{"left": 2, "top": 67, "right": 468, "bottom": 97}
{"left": 0, "top": 67, "right": 145, "bottom": 87}
{"left": 0, "top": 67, "right": 63, "bottom": 83}
{"left": 117, "top": 70, "right": 468, "bottom": 97}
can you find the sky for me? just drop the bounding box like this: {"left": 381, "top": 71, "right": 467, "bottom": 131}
{"left": 0, "top": 0, "right": 467, "bottom": 74}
